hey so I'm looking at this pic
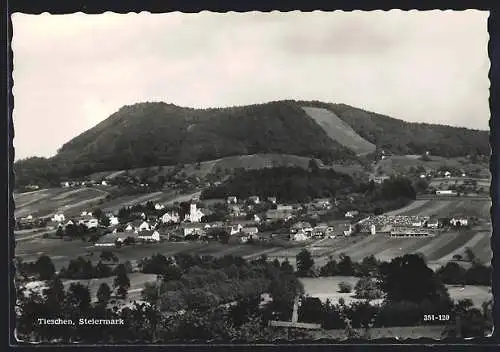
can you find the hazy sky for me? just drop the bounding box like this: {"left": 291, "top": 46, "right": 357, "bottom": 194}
{"left": 12, "top": 10, "right": 490, "bottom": 160}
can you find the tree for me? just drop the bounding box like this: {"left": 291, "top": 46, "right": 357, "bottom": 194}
{"left": 97, "top": 283, "right": 111, "bottom": 305}
{"left": 337, "top": 253, "right": 355, "bottom": 276}
{"left": 379, "top": 254, "right": 451, "bottom": 306}
{"left": 464, "top": 247, "right": 479, "bottom": 265}
{"left": 100, "top": 216, "right": 111, "bottom": 227}
{"left": 338, "top": 281, "right": 352, "bottom": 293}
{"left": 56, "top": 227, "right": 64, "bottom": 238}
{"left": 354, "top": 277, "right": 383, "bottom": 300}
{"left": 296, "top": 249, "right": 315, "bottom": 277}
{"left": 114, "top": 264, "right": 131, "bottom": 298}
{"left": 100, "top": 251, "right": 118, "bottom": 263}
{"left": 35, "top": 255, "right": 56, "bottom": 280}
{"left": 436, "top": 262, "right": 466, "bottom": 285}
{"left": 66, "top": 282, "right": 91, "bottom": 312}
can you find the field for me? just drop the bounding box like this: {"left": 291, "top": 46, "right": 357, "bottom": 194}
{"left": 302, "top": 106, "right": 376, "bottom": 155}
{"left": 88, "top": 153, "right": 366, "bottom": 182}
{"left": 374, "top": 155, "right": 489, "bottom": 177}
{"left": 14, "top": 187, "right": 110, "bottom": 218}
{"left": 14, "top": 186, "right": 202, "bottom": 219}
{"left": 300, "top": 277, "right": 491, "bottom": 308}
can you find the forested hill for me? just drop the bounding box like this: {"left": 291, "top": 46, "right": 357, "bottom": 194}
{"left": 14, "top": 100, "right": 489, "bottom": 188}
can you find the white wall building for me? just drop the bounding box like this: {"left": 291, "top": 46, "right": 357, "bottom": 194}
{"left": 184, "top": 203, "right": 204, "bottom": 223}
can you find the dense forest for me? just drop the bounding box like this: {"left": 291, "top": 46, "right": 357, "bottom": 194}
{"left": 201, "top": 166, "right": 416, "bottom": 208}
{"left": 14, "top": 100, "right": 489, "bottom": 188}
{"left": 299, "top": 101, "right": 489, "bottom": 157}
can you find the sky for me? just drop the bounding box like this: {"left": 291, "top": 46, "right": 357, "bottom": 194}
{"left": 12, "top": 10, "right": 490, "bottom": 160}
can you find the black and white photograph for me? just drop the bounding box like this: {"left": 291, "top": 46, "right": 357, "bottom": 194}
{"left": 11, "top": 10, "right": 493, "bottom": 343}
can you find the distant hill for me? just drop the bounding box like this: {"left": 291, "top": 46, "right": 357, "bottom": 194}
{"left": 14, "top": 100, "right": 489, "bottom": 188}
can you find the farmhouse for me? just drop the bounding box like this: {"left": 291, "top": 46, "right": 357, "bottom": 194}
{"left": 108, "top": 216, "right": 119, "bottom": 226}
{"left": 94, "top": 232, "right": 137, "bottom": 247}
{"left": 450, "top": 217, "right": 469, "bottom": 227}
{"left": 138, "top": 230, "right": 161, "bottom": 242}
{"left": 180, "top": 223, "right": 206, "bottom": 237}
{"left": 241, "top": 227, "right": 259, "bottom": 238}
{"left": 154, "top": 203, "right": 165, "bottom": 210}
{"left": 161, "top": 211, "right": 180, "bottom": 224}
{"left": 292, "top": 232, "right": 310, "bottom": 242}
{"left": 51, "top": 213, "right": 66, "bottom": 223}
{"left": 314, "top": 198, "right": 332, "bottom": 209}
{"left": 78, "top": 217, "right": 99, "bottom": 229}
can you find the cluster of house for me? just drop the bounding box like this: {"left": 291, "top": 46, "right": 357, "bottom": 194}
{"left": 60, "top": 180, "right": 111, "bottom": 188}
{"left": 357, "top": 214, "right": 470, "bottom": 237}
{"left": 288, "top": 221, "right": 353, "bottom": 241}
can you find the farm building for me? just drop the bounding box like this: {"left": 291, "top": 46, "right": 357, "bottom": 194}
{"left": 227, "top": 223, "right": 243, "bottom": 235}
{"left": 265, "top": 209, "right": 293, "bottom": 221}
{"left": 436, "top": 190, "right": 458, "bottom": 196}
{"left": 292, "top": 232, "right": 310, "bottom": 242}
{"left": 138, "top": 230, "right": 161, "bottom": 242}
{"left": 108, "top": 216, "right": 119, "bottom": 226}
{"left": 77, "top": 217, "right": 99, "bottom": 229}
{"left": 154, "top": 203, "right": 165, "bottom": 210}
{"left": 94, "top": 232, "right": 137, "bottom": 247}
{"left": 389, "top": 227, "right": 432, "bottom": 237}
{"left": 180, "top": 223, "right": 206, "bottom": 237}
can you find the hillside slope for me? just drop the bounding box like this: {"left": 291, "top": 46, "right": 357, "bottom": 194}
{"left": 302, "top": 106, "right": 376, "bottom": 155}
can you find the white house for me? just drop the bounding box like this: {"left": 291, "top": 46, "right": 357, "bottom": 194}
{"left": 343, "top": 224, "right": 354, "bottom": 236}
{"left": 154, "top": 203, "right": 165, "bottom": 211}
{"left": 227, "top": 196, "right": 238, "bottom": 204}
{"left": 61, "top": 181, "right": 70, "bottom": 188}
{"left": 108, "top": 216, "right": 119, "bottom": 226}
{"left": 253, "top": 214, "right": 262, "bottom": 223}
{"left": 370, "top": 224, "right": 376, "bottom": 235}
{"left": 184, "top": 203, "right": 204, "bottom": 223}
{"left": 137, "top": 220, "right": 151, "bottom": 232}
{"left": 101, "top": 180, "right": 108, "bottom": 186}
{"left": 51, "top": 213, "right": 65, "bottom": 223}
{"left": 138, "top": 230, "right": 160, "bottom": 242}
{"left": 181, "top": 223, "right": 205, "bottom": 237}
{"left": 227, "top": 224, "right": 243, "bottom": 235}
{"left": 83, "top": 218, "right": 99, "bottom": 229}
{"left": 80, "top": 211, "right": 93, "bottom": 217}
{"left": 241, "top": 227, "right": 259, "bottom": 238}
{"left": 436, "top": 190, "right": 457, "bottom": 196}
{"left": 444, "top": 171, "right": 452, "bottom": 178}
{"left": 276, "top": 205, "right": 294, "bottom": 212}
{"left": 161, "top": 211, "right": 180, "bottom": 224}
{"left": 65, "top": 220, "right": 74, "bottom": 227}
{"left": 450, "top": 217, "right": 468, "bottom": 227}
{"left": 292, "top": 232, "right": 309, "bottom": 242}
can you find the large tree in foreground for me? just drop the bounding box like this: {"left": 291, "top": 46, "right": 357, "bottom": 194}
{"left": 379, "top": 254, "right": 451, "bottom": 307}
